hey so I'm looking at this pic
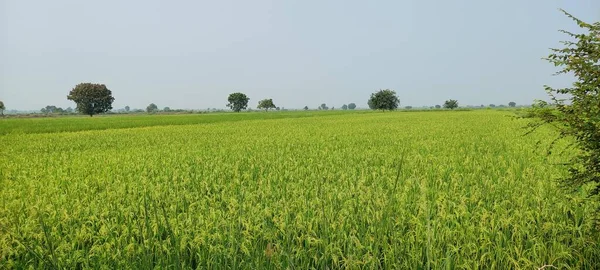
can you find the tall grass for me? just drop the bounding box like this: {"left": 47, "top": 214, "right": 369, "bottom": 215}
{"left": 0, "top": 110, "right": 598, "bottom": 268}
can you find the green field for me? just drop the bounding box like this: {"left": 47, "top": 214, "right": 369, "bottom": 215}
{"left": 1, "top": 110, "right": 599, "bottom": 269}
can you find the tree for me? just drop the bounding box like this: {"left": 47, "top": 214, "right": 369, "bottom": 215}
{"left": 348, "top": 103, "right": 357, "bottom": 110}
{"left": 342, "top": 104, "right": 348, "bottom": 110}
{"left": 435, "top": 105, "right": 441, "bottom": 109}
{"left": 276, "top": 107, "right": 280, "bottom": 111}
{"left": 125, "top": 106, "right": 130, "bottom": 112}
{"left": 508, "top": 101, "right": 516, "bottom": 107}
{"left": 227, "top": 92, "right": 249, "bottom": 112}
{"left": 303, "top": 106, "right": 309, "bottom": 110}
{"left": 368, "top": 89, "right": 400, "bottom": 111}
{"left": 529, "top": 10, "right": 600, "bottom": 220}
{"left": 67, "top": 83, "right": 115, "bottom": 117}
{"left": 163, "top": 107, "right": 171, "bottom": 112}
{"left": 146, "top": 103, "right": 158, "bottom": 113}
{"left": 0, "top": 100, "right": 4, "bottom": 116}
{"left": 257, "top": 99, "right": 276, "bottom": 111}
{"left": 66, "top": 107, "right": 74, "bottom": 113}
{"left": 319, "top": 103, "right": 329, "bottom": 110}
{"left": 405, "top": 106, "right": 413, "bottom": 109}
{"left": 443, "top": 99, "right": 459, "bottom": 109}
{"left": 489, "top": 104, "right": 496, "bottom": 108}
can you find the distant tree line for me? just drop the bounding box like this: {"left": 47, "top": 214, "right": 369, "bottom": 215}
{"left": 0, "top": 83, "right": 523, "bottom": 118}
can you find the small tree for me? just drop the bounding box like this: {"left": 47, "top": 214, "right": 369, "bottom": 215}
{"left": 435, "top": 105, "right": 441, "bottom": 109}
{"left": 368, "top": 89, "right": 400, "bottom": 111}
{"left": 227, "top": 92, "right": 250, "bottom": 112}
{"left": 163, "top": 107, "right": 171, "bottom": 112}
{"left": 405, "top": 106, "right": 413, "bottom": 109}
{"left": 67, "top": 83, "right": 115, "bottom": 116}
{"left": 276, "top": 107, "right": 280, "bottom": 111}
{"left": 529, "top": 10, "right": 600, "bottom": 221}
{"left": 341, "top": 104, "right": 348, "bottom": 110}
{"left": 489, "top": 104, "right": 496, "bottom": 108}
{"left": 125, "top": 106, "right": 130, "bottom": 112}
{"left": 66, "top": 107, "right": 74, "bottom": 113}
{"left": 257, "top": 99, "right": 276, "bottom": 111}
{"left": 303, "top": 106, "right": 309, "bottom": 110}
{"left": 146, "top": 103, "right": 158, "bottom": 113}
{"left": 318, "top": 103, "right": 328, "bottom": 110}
{"left": 508, "top": 102, "right": 516, "bottom": 107}
{"left": 443, "top": 99, "right": 459, "bottom": 109}
{"left": 0, "top": 100, "right": 5, "bottom": 116}
{"left": 348, "top": 103, "right": 356, "bottom": 110}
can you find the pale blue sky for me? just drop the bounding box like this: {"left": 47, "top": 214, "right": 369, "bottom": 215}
{"left": 1, "top": 0, "right": 598, "bottom": 110}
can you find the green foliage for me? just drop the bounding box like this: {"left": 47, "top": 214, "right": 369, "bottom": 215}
{"left": 348, "top": 103, "right": 356, "bottom": 110}
{"left": 319, "top": 103, "right": 328, "bottom": 110}
{"left": 303, "top": 106, "right": 309, "bottom": 110}
{"left": 405, "top": 106, "right": 413, "bottom": 109}
{"left": 257, "top": 99, "right": 276, "bottom": 111}
{"left": 0, "top": 100, "right": 5, "bottom": 116}
{"left": 435, "top": 105, "right": 441, "bottom": 109}
{"left": 443, "top": 99, "right": 459, "bottom": 109}
{"left": 227, "top": 92, "right": 250, "bottom": 112}
{"left": 368, "top": 89, "right": 400, "bottom": 111}
{"left": 146, "top": 103, "right": 158, "bottom": 113}
{"left": 163, "top": 107, "right": 171, "bottom": 112}
{"left": 530, "top": 10, "right": 600, "bottom": 221}
{"left": 124, "top": 106, "right": 130, "bottom": 112}
{"left": 489, "top": 104, "right": 496, "bottom": 108}
{"left": 341, "top": 104, "right": 348, "bottom": 110}
{"left": 1, "top": 111, "right": 599, "bottom": 268}
{"left": 67, "top": 83, "right": 115, "bottom": 117}
{"left": 509, "top": 101, "right": 517, "bottom": 107}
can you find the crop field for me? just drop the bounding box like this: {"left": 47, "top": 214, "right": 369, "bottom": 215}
{"left": 1, "top": 110, "right": 599, "bottom": 269}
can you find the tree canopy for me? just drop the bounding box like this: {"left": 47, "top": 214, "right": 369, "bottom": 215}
{"left": 508, "top": 102, "right": 516, "bottom": 107}
{"left": 146, "top": 103, "right": 158, "bottom": 113}
{"left": 257, "top": 99, "right": 276, "bottom": 111}
{"left": 67, "top": 83, "right": 115, "bottom": 116}
{"left": 444, "top": 99, "right": 459, "bottom": 109}
{"left": 368, "top": 89, "right": 399, "bottom": 111}
{"left": 348, "top": 103, "right": 356, "bottom": 110}
{"left": 0, "top": 100, "right": 5, "bottom": 116}
{"left": 227, "top": 92, "right": 250, "bottom": 112}
{"left": 529, "top": 10, "right": 600, "bottom": 220}
{"left": 341, "top": 104, "right": 348, "bottom": 110}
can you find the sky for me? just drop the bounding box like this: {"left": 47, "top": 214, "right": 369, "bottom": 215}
{"left": 1, "top": 0, "right": 598, "bottom": 111}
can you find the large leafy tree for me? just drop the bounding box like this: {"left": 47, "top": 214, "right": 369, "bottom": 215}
{"left": 368, "top": 89, "right": 399, "bottom": 111}
{"left": 257, "top": 99, "right": 276, "bottom": 111}
{"left": 146, "top": 103, "right": 158, "bottom": 113}
{"left": 529, "top": 10, "right": 600, "bottom": 220}
{"left": 67, "top": 83, "right": 115, "bottom": 117}
{"left": 443, "top": 99, "right": 459, "bottom": 109}
{"left": 227, "top": 92, "right": 250, "bottom": 112}
{"left": 0, "top": 100, "right": 5, "bottom": 116}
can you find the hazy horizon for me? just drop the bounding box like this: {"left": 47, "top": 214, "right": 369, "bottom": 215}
{"left": 2, "top": 0, "right": 598, "bottom": 111}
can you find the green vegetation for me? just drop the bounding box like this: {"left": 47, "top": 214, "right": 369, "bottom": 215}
{"left": 368, "top": 89, "right": 400, "bottom": 111}
{"left": 67, "top": 83, "right": 115, "bottom": 117}
{"left": 227, "top": 92, "right": 250, "bottom": 112}
{"left": 444, "top": 99, "right": 459, "bottom": 110}
{"left": 1, "top": 110, "right": 599, "bottom": 268}
{"left": 529, "top": 10, "right": 600, "bottom": 220}
{"left": 257, "top": 99, "right": 276, "bottom": 111}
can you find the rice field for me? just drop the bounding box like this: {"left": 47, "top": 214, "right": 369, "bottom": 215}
{"left": 1, "top": 110, "right": 599, "bottom": 269}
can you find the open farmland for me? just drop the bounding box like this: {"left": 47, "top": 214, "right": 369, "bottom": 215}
{"left": 1, "top": 110, "right": 599, "bottom": 269}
